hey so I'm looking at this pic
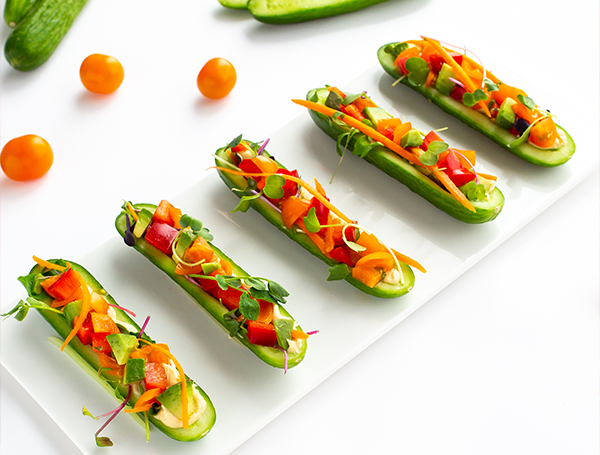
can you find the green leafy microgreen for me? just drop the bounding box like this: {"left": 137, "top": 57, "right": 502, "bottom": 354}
{"left": 226, "top": 134, "right": 243, "bottom": 150}
{"left": 325, "top": 90, "right": 343, "bottom": 110}
{"left": 96, "top": 436, "right": 113, "bottom": 447}
{"left": 419, "top": 151, "right": 438, "bottom": 166}
{"left": 231, "top": 192, "right": 261, "bottom": 213}
{"left": 517, "top": 94, "right": 535, "bottom": 109}
{"left": 327, "top": 263, "right": 351, "bottom": 281}
{"left": 384, "top": 42, "right": 408, "bottom": 59}
{"left": 263, "top": 174, "right": 285, "bottom": 199}
{"left": 331, "top": 128, "right": 358, "bottom": 183}
{"left": 484, "top": 79, "right": 499, "bottom": 92}
{"left": 239, "top": 292, "right": 260, "bottom": 321}
{"left": 303, "top": 207, "right": 322, "bottom": 233}
{"left": 462, "top": 89, "right": 488, "bottom": 108}
{"left": 404, "top": 57, "right": 429, "bottom": 86}
{"left": 179, "top": 214, "right": 203, "bottom": 232}
{"left": 274, "top": 318, "right": 293, "bottom": 351}
{"left": 459, "top": 180, "right": 487, "bottom": 201}
{"left": 83, "top": 407, "right": 99, "bottom": 420}
{"left": 246, "top": 178, "right": 258, "bottom": 191}
{"left": 331, "top": 111, "right": 346, "bottom": 127}
{"left": 244, "top": 277, "right": 266, "bottom": 291}
{"left": 1, "top": 297, "right": 63, "bottom": 321}
{"left": 223, "top": 309, "right": 242, "bottom": 337}
{"left": 268, "top": 281, "right": 289, "bottom": 301}
{"left": 308, "top": 91, "right": 319, "bottom": 103}
{"left": 196, "top": 227, "right": 213, "bottom": 242}
{"left": 419, "top": 140, "right": 448, "bottom": 166}
{"left": 248, "top": 287, "right": 277, "bottom": 305}
{"left": 216, "top": 274, "right": 229, "bottom": 290}
{"left": 342, "top": 91, "right": 366, "bottom": 106}
{"left": 352, "top": 134, "right": 376, "bottom": 158}
{"left": 361, "top": 118, "right": 374, "bottom": 128}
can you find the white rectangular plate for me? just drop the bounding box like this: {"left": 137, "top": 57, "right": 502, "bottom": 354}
{"left": 2, "top": 67, "right": 597, "bottom": 455}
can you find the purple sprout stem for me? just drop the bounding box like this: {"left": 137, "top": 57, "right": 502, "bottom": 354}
{"left": 94, "top": 386, "right": 133, "bottom": 437}
{"left": 257, "top": 138, "right": 270, "bottom": 155}
{"left": 138, "top": 316, "right": 151, "bottom": 339}
{"left": 276, "top": 347, "right": 288, "bottom": 374}
{"left": 108, "top": 303, "right": 136, "bottom": 318}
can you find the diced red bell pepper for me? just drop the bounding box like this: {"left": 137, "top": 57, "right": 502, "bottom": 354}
{"left": 396, "top": 56, "right": 410, "bottom": 74}
{"left": 92, "top": 332, "right": 112, "bottom": 354}
{"left": 421, "top": 131, "right": 444, "bottom": 151}
{"left": 450, "top": 84, "right": 467, "bottom": 102}
{"left": 144, "top": 362, "right": 168, "bottom": 392}
{"left": 216, "top": 286, "right": 243, "bottom": 311}
{"left": 329, "top": 246, "right": 353, "bottom": 267}
{"left": 231, "top": 142, "right": 247, "bottom": 153}
{"left": 447, "top": 169, "right": 476, "bottom": 187}
{"left": 247, "top": 321, "right": 277, "bottom": 347}
{"left": 196, "top": 270, "right": 221, "bottom": 297}
{"left": 152, "top": 200, "right": 175, "bottom": 227}
{"left": 43, "top": 268, "right": 81, "bottom": 301}
{"left": 308, "top": 195, "right": 330, "bottom": 226}
{"left": 74, "top": 313, "right": 94, "bottom": 346}
{"left": 276, "top": 168, "right": 299, "bottom": 200}
{"left": 332, "top": 224, "right": 356, "bottom": 246}
{"left": 239, "top": 159, "right": 262, "bottom": 175}
{"left": 437, "top": 150, "right": 463, "bottom": 173}
{"left": 144, "top": 222, "right": 179, "bottom": 255}
{"left": 381, "top": 126, "right": 395, "bottom": 141}
{"left": 429, "top": 52, "right": 463, "bottom": 73}
{"left": 343, "top": 104, "right": 365, "bottom": 121}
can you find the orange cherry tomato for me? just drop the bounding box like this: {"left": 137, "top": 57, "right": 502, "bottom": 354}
{"left": 80, "top": 54, "right": 124, "bottom": 94}
{"left": 529, "top": 118, "right": 558, "bottom": 148}
{"left": 196, "top": 58, "right": 237, "bottom": 99}
{"left": 1, "top": 134, "right": 53, "bottom": 181}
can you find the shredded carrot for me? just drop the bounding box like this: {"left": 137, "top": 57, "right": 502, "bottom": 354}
{"left": 33, "top": 256, "right": 66, "bottom": 272}
{"left": 291, "top": 329, "right": 309, "bottom": 340}
{"left": 391, "top": 249, "right": 426, "bottom": 273}
{"left": 296, "top": 219, "right": 330, "bottom": 256}
{"left": 124, "top": 388, "right": 162, "bottom": 414}
{"left": 422, "top": 37, "right": 491, "bottom": 117}
{"left": 477, "top": 172, "right": 497, "bottom": 181}
{"left": 139, "top": 340, "right": 189, "bottom": 429}
{"left": 425, "top": 69, "right": 436, "bottom": 87}
{"left": 434, "top": 169, "right": 475, "bottom": 212}
{"left": 126, "top": 202, "right": 139, "bottom": 222}
{"left": 61, "top": 270, "right": 91, "bottom": 351}
{"left": 292, "top": 99, "right": 423, "bottom": 167}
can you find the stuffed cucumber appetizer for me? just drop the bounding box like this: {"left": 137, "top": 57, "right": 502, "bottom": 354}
{"left": 377, "top": 37, "right": 575, "bottom": 167}
{"left": 233, "top": 0, "right": 388, "bottom": 24}
{"left": 116, "top": 201, "right": 310, "bottom": 371}
{"left": 3, "top": 257, "right": 216, "bottom": 446}
{"left": 298, "top": 86, "right": 505, "bottom": 224}
{"left": 214, "top": 136, "right": 426, "bottom": 299}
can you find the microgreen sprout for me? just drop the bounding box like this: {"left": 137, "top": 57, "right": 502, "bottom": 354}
{"left": 404, "top": 57, "right": 429, "bottom": 86}
{"left": 391, "top": 74, "right": 406, "bottom": 87}
{"left": 462, "top": 89, "right": 488, "bottom": 108}
{"left": 419, "top": 140, "right": 449, "bottom": 166}
{"left": 508, "top": 113, "right": 556, "bottom": 148}
{"left": 1, "top": 297, "right": 63, "bottom": 321}
{"left": 517, "top": 94, "right": 535, "bottom": 109}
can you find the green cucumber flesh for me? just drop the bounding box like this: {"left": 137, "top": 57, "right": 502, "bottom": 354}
{"left": 115, "top": 204, "right": 307, "bottom": 369}
{"left": 4, "top": 0, "right": 88, "bottom": 71}
{"left": 377, "top": 43, "right": 576, "bottom": 167}
{"left": 215, "top": 147, "right": 416, "bottom": 298}
{"left": 3, "top": 0, "right": 39, "bottom": 27}
{"left": 247, "top": 0, "right": 388, "bottom": 24}
{"left": 306, "top": 88, "right": 505, "bottom": 224}
{"left": 19, "top": 260, "right": 216, "bottom": 442}
{"left": 218, "top": 0, "right": 248, "bottom": 9}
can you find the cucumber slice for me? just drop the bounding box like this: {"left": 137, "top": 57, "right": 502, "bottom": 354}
{"left": 218, "top": 0, "right": 248, "bottom": 10}
{"left": 377, "top": 42, "right": 576, "bottom": 167}
{"left": 247, "top": 0, "right": 389, "bottom": 24}
{"left": 115, "top": 204, "right": 307, "bottom": 370}
{"left": 305, "top": 88, "right": 505, "bottom": 224}
{"left": 214, "top": 146, "right": 416, "bottom": 298}
{"left": 17, "top": 260, "right": 216, "bottom": 442}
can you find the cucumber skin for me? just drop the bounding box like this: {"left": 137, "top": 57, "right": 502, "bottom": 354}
{"left": 4, "top": 0, "right": 39, "bottom": 28}
{"left": 4, "top": 0, "right": 88, "bottom": 71}
{"left": 306, "top": 89, "right": 505, "bottom": 224}
{"left": 377, "top": 43, "right": 576, "bottom": 167}
{"left": 248, "top": 0, "right": 388, "bottom": 24}
{"left": 115, "top": 204, "right": 307, "bottom": 369}
{"left": 215, "top": 147, "right": 416, "bottom": 298}
{"left": 218, "top": 0, "right": 248, "bottom": 10}
{"left": 20, "top": 260, "right": 216, "bottom": 442}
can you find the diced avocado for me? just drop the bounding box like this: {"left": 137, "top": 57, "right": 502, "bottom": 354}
{"left": 201, "top": 262, "right": 221, "bottom": 275}
{"left": 400, "top": 129, "right": 423, "bottom": 148}
{"left": 174, "top": 229, "right": 198, "bottom": 258}
{"left": 63, "top": 300, "right": 82, "bottom": 327}
{"left": 106, "top": 333, "right": 138, "bottom": 365}
{"left": 325, "top": 89, "right": 343, "bottom": 110}
{"left": 123, "top": 357, "right": 146, "bottom": 385}
{"left": 495, "top": 97, "right": 517, "bottom": 130}
{"left": 435, "top": 63, "right": 457, "bottom": 96}
{"left": 362, "top": 107, "right": 392, "bottom": 130}
{"left": 133, "top": 208, "right": 154, "bottom": 238}
{"left": 157, "top": 380, "right": 197, "bottom": 420}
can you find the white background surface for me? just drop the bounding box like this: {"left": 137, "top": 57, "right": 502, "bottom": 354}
{"left": 1, "top": 0, "right": 598, "bottom": 454}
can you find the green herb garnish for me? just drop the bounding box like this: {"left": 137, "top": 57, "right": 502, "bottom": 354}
{"left": 462, "top": 89, "right": 488, "bottom": 108}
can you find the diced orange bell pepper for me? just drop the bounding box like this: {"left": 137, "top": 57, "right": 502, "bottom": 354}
{"left": 355, "top": 252, "right": 395, "bottom": 272}
{"left": 251, "top": 155, "right": 279, "bottom": 174}
{"left": 51, "top": 287, "right": 83, "bottom": 308}
{"left": 376, "top": 117, "right": 402, "bottom": 134}
{"left": 291, "top": 329, "right": 309, "bottom": 340}
{"left": 351, "top": 265, "right": 382, "bottom": 288}
{"left": 353, "top": 96, "right": 377, "bottom": 111}
{"left": 492, "top": 83, "right": 527, "bottom": 106}
{"left": 512, "top": 103, "right": 542, "bottom": 124}
{"left": 393, "top": 123, "right": 412, "bottom": 145}
{"left": 219, "top": 258, "right": 233, "bottom": 276}
{"left": 97, "top": 352, "right": 124, "bottom": 377}
{"left": 43, "top": 268, "right": 81, "bottom": 301}
{"left": 41, "top": 274, "right": 60, "bottom": 294}
{"left": 169, "top": 205, "right": 183, "bottom": 229}
{"left": 174, "top": 262, "right": 206, "bottom": 276}
{"left": 90, "top": 292, "right": 109, "bottom": 314}
{"left": 182, "top": 237, "right": 214, "bottom": 264}
{"left": 394, "top": 46, "right": 420, "bottom": 66}
{"left": 355, "top": 232, "right": 386, "bottom": 257}
{"left": 281, "top": 196, "right": 310, "bottom": 229}
{"left": 420, "top": 41, "right": 438, "bottom": 62}
{"left": 130, "top": 343, "right": 172, "bottom": 364}
{"left": 452, "top": 148, "right": 476, "bottom": 167}
{"left": 153, "top": 200, "right": 175, "bottom": 226}
{"left": 343, "top": 104, "right": 365, "bottom": 121}
{"left": 91, "top": 312, "right": 120, "bottom": 335}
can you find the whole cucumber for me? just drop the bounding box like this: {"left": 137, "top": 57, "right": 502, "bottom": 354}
{"left": 3, "top": 0, "right": 39, "bottom": 28}
{"left": 5, "top": 0, "right": 88, "bottom": 71}
{"left": 218, "top": 0, "right": 248, "bottom": 9}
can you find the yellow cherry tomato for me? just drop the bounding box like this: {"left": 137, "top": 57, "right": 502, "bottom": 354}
{"left": 196, "top": 58, "right": 237, "bottom": 99}
{"left": 1, "top": 135, "right": 53, "bottom": 181}
{"left": 80, "top": 54, "right": 124, "bottom": 94}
